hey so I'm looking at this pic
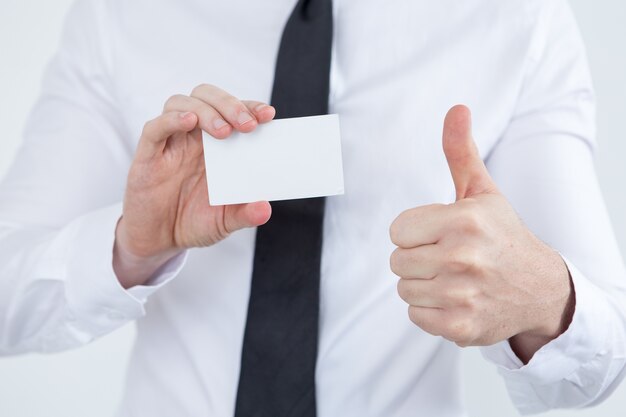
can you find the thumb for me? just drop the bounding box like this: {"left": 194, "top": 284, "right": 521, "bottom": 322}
{"left": 224, "top": 201, "right": 272, "bottom": 233}
{"left": 442, "top": 105, "right": 497, "bottom": 200}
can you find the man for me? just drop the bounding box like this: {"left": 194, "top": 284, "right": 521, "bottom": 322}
{"left": 1, "top": 0, "right": 625, "bottom": 416}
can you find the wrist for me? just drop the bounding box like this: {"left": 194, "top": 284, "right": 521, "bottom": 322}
{"left": 113, "top": 217, "right": 181, "bottom": 288}
{"left": 510, "top": 253, "right": 575, "bottom": 363}
{"left": 528, "top": 255, "right": 575, "bottom": 339}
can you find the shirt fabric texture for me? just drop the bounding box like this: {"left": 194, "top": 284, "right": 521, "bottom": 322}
{"left": 1, "top": 0, "right": 625, "bottom": 416}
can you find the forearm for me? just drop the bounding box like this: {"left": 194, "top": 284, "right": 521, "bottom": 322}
{"left": 482, "top": 261, "right": 626, "bottom": 414}
{"left": 0, "top": 205, "right": 146, "bottom": 354}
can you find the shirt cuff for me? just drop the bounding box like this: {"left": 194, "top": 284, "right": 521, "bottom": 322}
{"left": 59, "top": 203, "right": 187, "bottom": 335}
{"left": 480, "top": 257, "right": 610, "bottom": 409}
{"left": 126, "top": 250, "right": 188, "bottom": 302}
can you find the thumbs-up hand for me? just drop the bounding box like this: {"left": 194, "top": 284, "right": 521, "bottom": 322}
{"left": 390, "top": 105, "right": 574, "bottom": 360}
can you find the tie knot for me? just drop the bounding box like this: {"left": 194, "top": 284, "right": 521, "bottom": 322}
{"left": 298, "top": 0, "right": 331, "bottom": 21}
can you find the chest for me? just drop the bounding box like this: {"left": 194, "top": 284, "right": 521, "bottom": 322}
{"left": 111, "top": 0, "right": 533, "bottom": 204}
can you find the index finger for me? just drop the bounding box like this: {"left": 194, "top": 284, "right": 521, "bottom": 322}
{"left": 190, "top": 84, "right": 258, "bottom": 133}
{"left": 242, "top": 100, "right": 276, "bottom": 124}
{"left": 390, "top": 203, "right": 454, "bottom": 248}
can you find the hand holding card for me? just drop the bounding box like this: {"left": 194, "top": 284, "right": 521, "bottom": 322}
{"left": 114, "top": 85, "right": 277, "bottom": 288}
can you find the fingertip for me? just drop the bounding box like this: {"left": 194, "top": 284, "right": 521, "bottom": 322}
{"left": 445, "top": 105, "right": 472, "bottom": 131}
{"left": 389, "top": 216, "right": 410, "bottom": 249}
{"left": 235, "top": 111, "right": 258, "bottom": 133}
{"left": 442, "top": 104, "right": 474, "bottom": 160}
{"left": 446, "top": 104, "right": 471, "bottom": 120}
{"left": 255, "top": 104, "right": 276, "bottom": 123}
{"left": 442, "top": 105, "right": 496, "bottom": 198}
{"left": 212, "top": 123, "right": 233, "bottom": 139}
{"left": 248, "top": 201, "right": 272, "bottom": 226}
{"left": 237, "top": 119, "right": 258, "bottom": 133}
{"left": 443, "top": 105, "right": 472, "bottom": 142}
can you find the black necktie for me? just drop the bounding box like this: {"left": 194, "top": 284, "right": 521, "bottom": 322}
{"left": 234, "top": 1, "right": 333, "bottom": 416}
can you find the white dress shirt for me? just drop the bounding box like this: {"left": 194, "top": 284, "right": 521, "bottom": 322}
{"left": 1, "top": 0, "right": 625, "bottom": 415}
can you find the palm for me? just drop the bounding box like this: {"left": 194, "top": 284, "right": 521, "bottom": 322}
{"left": 124, "top": 128, "right": 244, "bottom": 256}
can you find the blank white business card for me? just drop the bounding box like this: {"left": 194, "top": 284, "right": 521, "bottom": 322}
{"left": 202, "top": 114, "right": 345, "bottom": 206}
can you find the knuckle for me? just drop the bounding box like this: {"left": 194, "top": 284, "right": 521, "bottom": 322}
{"left": 389, "top": 220, "right": 401, "bottom": 245}
{"left": 190, "top": 83, "right": 215, "bottom": 97}
{"left": 408, "top": 306, "right": 441, "bottom": 336}
{"left": 447, "top": 250, "right": 468, "bottom": 273}
{"left": 446, "top": 283, "right": 481, "bottom": 309}
{"left": 163, "top": 94, "right": 187, "bottom": 111}
{"left": 444, "top": 318, "right": 475, "bottom": 345}
{"left": 407, "top": 306, "right": 422, "bottom": 326}
{"left": 192, "top": 84, "right": 241, "bottom": 110}
{"left": 455, "top": 205, "right": 483, "bottom": 235}
{"left": 458, "top": 285, "right": 481, "bottom": 309}
{"left": 389, "top": 211, "right": 410, "bottom": 246}
{"left": 389, "top": 248, "right": 404, "bottom": 275}
{"left": 221, "top": 95, "right": 247, "bottom": 113}
{"left": 396, "top": 279, "right": 413, "bottom": 302}
{"left": 448, "top": 247, "right": 482, "bottom": 274}
{"left": 458, "top": 197, "right": 480, "bottom": 211}
{"left": 464, "top": 248, "right": 484, "bottom": 273}
{"left": 141, "top": 118, "right": 158, "bottom": 138}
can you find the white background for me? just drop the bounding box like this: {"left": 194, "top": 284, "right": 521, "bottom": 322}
{"left": 0, "top": 1, "right": 625, "bottom": 416}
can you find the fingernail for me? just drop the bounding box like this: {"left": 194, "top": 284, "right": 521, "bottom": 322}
{"left": 237, "top": 111, "right": 254, "bottom": 126}
{"left": 213, "top": 118, "right": 228, "bottom": 130}
{"left": 180, "top": 112, "right": 192, "bottom": 119}
{"left": 255, "top": 103, "right": 269, "bottom": 112}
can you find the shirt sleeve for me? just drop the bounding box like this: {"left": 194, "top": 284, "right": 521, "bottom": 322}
{"left": 480, "top": 0, "right": 626, "bottom": 413}
{"left": 0, "top": 0, "right": 186, "bottom": 355}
